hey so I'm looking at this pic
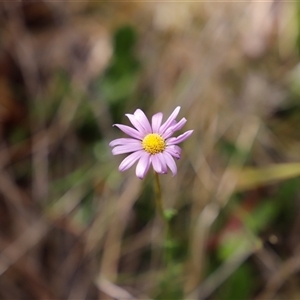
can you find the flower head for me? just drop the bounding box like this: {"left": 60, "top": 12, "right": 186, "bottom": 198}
{"left": 109, "top": 106, "right": 193, "bottom": 179}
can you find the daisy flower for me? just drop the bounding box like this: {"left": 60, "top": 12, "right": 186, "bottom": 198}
{"left": 109, "top": 106, "right": 193, "bottom": 179}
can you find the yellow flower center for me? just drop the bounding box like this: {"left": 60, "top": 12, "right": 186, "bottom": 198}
{"left": 142, "top": 133, "right": 166, "bottom": 154}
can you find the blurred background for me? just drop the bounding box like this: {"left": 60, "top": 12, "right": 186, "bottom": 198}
{"left": 0, "top": 1, "right": 300, "bottom": 299}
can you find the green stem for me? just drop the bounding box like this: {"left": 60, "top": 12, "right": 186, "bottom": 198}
{"left": 154, "top": 171, "right": 171, "bottom": 264}
{"left": 154, "top": 171, "right": 165, "bottom": 220}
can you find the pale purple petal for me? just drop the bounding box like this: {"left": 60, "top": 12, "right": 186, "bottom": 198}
{"left": 151, "top": 112, "right": 163, "bottom": 133}
{"left": 162, "top": 118, "right": 187, "bottom": 139}
{"left": 169, "top": 120, "right": 177, "bottom": 127}
{"left": 151, "top": 154, "right": 164, "bottom": 174}
{"left": 157, "top": 152, "right": 168, "bottom": 173}
{"left": 118, "top": 151, "right": 144, "bottom": 172}
{"left": 113, "top": 124, "right": 144, "bottom": 140}
{"left": 165, "top": 145, "right": 182, "bottom": 159}
{"left": 159, "top": 106, "right": 181, "bottom": 135}
{"left": 112, "top": 144, "right": 143, "bottom": 155}
{"left": 173, "top": 145, "right": 182, "bottom": 157}
{"left": 125, "top": 114, "right": 147, "bottom": 134}
{"left": 167, "top": 130, "right": 193, "bottom": 145}
{"left": 136, "top": 152, "right": 151, "bottom": 179}
{"left": 109, "top": 138, "right": 139, "bottom": 147}
{"left": 134, "top": 109, "right": 152, "bottom": 133}
{"left": 163, "top": 152, "right": 177, "bottom": 176}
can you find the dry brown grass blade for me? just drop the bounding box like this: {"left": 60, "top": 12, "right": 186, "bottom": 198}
{"left": 255, "top": 249, "right": 300, "bottom": 300}
{"left": 95, "top": 276, "right": 139, "bottom": 300}
{"left": 0, "top": 218, "right": 48, "bottom": 277}
{"left": 185, "top": 116, "right": 261, "bottom": 295}
{"left": 100, "top": 177, "right": 142, "bottom": 282}
{"left": 187, "top": 242, "right": 258, "bottom": 300}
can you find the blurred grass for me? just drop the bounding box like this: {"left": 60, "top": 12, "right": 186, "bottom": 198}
{"left": 1, "top": 1, "right": 300, "bottom": 299}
